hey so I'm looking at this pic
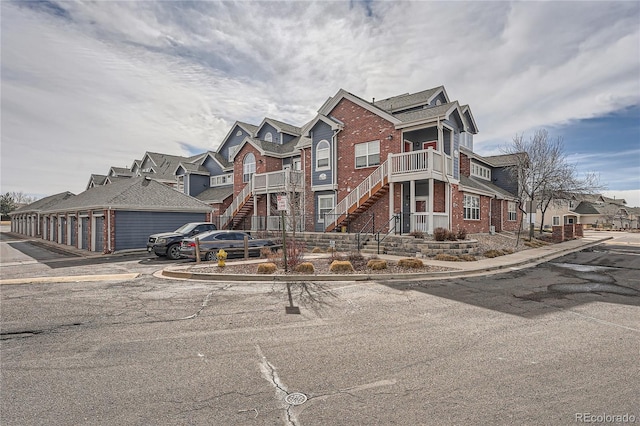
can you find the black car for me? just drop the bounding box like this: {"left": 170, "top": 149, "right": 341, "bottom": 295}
{"left": 179, "top": 230, "right": 276, "bottom": 261}
{"left": 147, "top": 222, "right": 217, "bottom": 260}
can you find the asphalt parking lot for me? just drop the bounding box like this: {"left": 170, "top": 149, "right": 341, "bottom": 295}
{"left": 1, "top": 232, "right": 639, "bottom": 425}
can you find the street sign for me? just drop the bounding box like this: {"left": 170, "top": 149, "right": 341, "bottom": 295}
{"left": 277, "top": 195, "right": 288, "bottom": 211}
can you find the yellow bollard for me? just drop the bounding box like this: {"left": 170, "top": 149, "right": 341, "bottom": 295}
{"left": 217, "top": 249, "right": 227, "bottom": 267}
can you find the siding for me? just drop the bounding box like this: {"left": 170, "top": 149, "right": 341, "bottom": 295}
{"left": 114, "top": 211, "right": 206, "bottom": 251}
{"left": 189, "top": 174, "right": 210, "bottom": 197}
{"left": 202, "top": 155, "right": 224, "bottom": 175}
{"left": 492, "top": 167, "right": 518, "bottom": 195}
{"left": 257, "top": 123, "right": 279, "bottom": 143}
{"left": 311, "top": 121, "right": 334, "bottom": 187}
{"left": 220, "top": 125, "right": 250, "bottom": 162}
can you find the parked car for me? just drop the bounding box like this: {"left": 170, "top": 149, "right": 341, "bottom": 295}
{"left": 179, "top": 230, "right": 277, "bottom": 261}
{"left": 147, "top": 222, "right": 217, "bottom": 260}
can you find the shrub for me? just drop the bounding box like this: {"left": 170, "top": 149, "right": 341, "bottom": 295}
{"left": 329, "top": 260, "right": 355, "bottom": 273}
{"left": 398, "top": 258, "right": 424, "bottom": 268}
{"left": 433, "top": 227, "right": 448, "bottom": 241}
{"left": 259, "top": 247, "right": 273, "bottom": 258}
{"left": 367, "top": 259, "right": 388, "bottom": 270}
{"left": 257, "top": 262, "right": 277, "bottom": 274}
{"left": 446, "top": 230, "right": 458, "bottom": 241}
{"left": 409, "top": 230, "right": 425, "bottom": 239}
{"left": 483, "top": 249, "right": 504, "bottom": 258}
{"left": 285, "top": 239, "right": 306, "bottom": 269}
{"left": 294, "top": 262, "right": 315, "bottom": 273}
{"left": 459, "top": 254, "right": 477, "bottom": 262}
{"left": 347, "top": 252, "right": 367, "bottom": 269}
{"left": 456, "top": 228, "right": 468, "bottom": 240}
{"left": 435, "top": 253, "right": 460, "bottom": 262}
{"left": 311, "top": 246, "right": 324, "bottom": 253}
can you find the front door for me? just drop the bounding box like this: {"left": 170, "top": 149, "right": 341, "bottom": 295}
{"left": 414, "top": 196, "right": 428, "bottom": 232}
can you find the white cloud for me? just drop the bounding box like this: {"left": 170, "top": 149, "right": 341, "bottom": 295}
{"left": 1, "top": 1, "right": 638, "bottom": 197}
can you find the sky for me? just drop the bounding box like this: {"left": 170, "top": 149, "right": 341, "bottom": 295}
{"left": 2, "top": 0, "right": 639, "bottom": 206}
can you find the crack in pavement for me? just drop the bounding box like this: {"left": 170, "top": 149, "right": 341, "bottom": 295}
{"left": 256, "top": 344, "right": 300, "bottom": 426}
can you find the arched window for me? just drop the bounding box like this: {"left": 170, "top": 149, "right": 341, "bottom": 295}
{"left": 316, "top": 140, "right": 330, "bottom": 169}
{"left": 243, "top": 153, "right": 256, "bottom": 183}
{"left": 264, "top": 132, "right": 273, "bottom": 143}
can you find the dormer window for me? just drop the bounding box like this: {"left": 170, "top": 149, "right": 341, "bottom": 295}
{"left": 471, "top": 163, "right": 491, "bottom": 180}
{"left": 264, "top": 132, "right": 273, "bottom": 143}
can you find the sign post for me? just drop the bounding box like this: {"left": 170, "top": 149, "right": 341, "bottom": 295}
{"left": 278, "top": 195, "right": 288, "bottom": 272}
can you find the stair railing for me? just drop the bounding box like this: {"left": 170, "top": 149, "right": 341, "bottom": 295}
{"left": 325, "top": 159, "right": 389, "bottom": 231}
{"left": 355, "top": 213, "right": 375, "bottom": 252}
{"left": 372, "top": 214, "right": 400, "bottom": 255}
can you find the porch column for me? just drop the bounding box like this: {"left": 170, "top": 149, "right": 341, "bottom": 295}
{"left": 446, "top": 182, "right": 451, "bottom": 230}
{"left": 410, "top": 180, "right": 416, "bottom": 232}
{"left": 428, "top": 179, "right": 434, "bottom": 234}
{"left": 388, "top": 182, "right": 395, "bottom": 234}
{"left": 253, "top": 193, "right": 258, "bottom": 231}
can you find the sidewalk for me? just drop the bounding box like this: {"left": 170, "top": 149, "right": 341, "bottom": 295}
{"left": 161, "top": 233, "right": 613, "bottom": 282}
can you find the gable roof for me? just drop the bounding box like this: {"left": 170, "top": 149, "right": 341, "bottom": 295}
{"left": 40, "top": 177, "right": 212, "bottom": 213}
{"left": 258, "top": 118, "right": 302, "bottom": 136}
{"left": 174, "top": 162, "right": 209, "bottom": 176}
{"left": 393, "top": 101, "right": 462, "bottom": 128}
{"left": 318, "top": 88, "right": 401, "bottom": 125}
{"left": 87, "top": 174, "right": 107, "bottom": 189}
{"left": 459, "top": 175, "right": 517, "bottom": 200}
{"left": 141, "top": 152, "right": 193, "bottom": 181}
{"left": 373, "top": 86, "right": 447, "bottom": 113}
{"left": 482, "top": 153, "right": 527, "bottom": 167}
{"left": 230, "top": 136, "right": 304, "bottom": 160}
{"left": 109, "top": 167, "right": 135, "bottom": 177}
{"left": 194, "top": 185, "right": 234, "bottom": 204}
{"left": 11, "top": 191, "right": 75, "bottom": 215}
{"left": 218, "top": 121, "right": 260, "bottom": 151}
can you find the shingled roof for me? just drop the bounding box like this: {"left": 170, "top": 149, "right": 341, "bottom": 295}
{"left": 374, "top": 86, "right": 444, "bottom": 113}
{"left": 459, "top": 175, "right": 517, "bottom": 200}
{"left": 194, "top": 185, "right": 234, "bottom": 203}
{"left": 10, "top": 191, "right": 75, "bottom": 215}
{"left": 40, "top": 177, "right": 212, "bottom": 213}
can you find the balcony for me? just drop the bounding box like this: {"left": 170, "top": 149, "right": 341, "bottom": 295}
{"left": 253, "top": 169, "right": 304, "bottom": 194}
{"left": 388, "top": 148, "right": 453, "bottom": 182}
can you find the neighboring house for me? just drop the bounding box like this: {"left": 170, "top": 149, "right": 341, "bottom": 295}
{"left": 536, "top": 193, "right": 636, "bottom": 229}
{"left": 11, "top": 177, "right": 214, "bottom": 253}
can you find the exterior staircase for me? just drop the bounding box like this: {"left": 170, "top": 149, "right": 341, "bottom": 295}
{"left": 325, "top": 160, "right": 389, "bottom": 232}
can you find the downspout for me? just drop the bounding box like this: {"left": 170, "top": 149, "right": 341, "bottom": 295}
{"left": 439, "top": 118, "right": 453, "bottom": 231}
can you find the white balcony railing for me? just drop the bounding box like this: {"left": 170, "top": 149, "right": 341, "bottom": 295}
{"left": 389, "top": 148, "right": 453, "bottom": 179}
{"left": 253, "top": 169, "right": 304, "bottom": 194}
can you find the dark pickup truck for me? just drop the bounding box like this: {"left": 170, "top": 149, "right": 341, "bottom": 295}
{"left": 147, "top": 222, "right": 217, "bottom": 260}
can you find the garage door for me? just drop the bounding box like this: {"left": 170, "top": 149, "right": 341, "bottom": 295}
{"left": 114, "top": 211, "right": 207, "bottom": 251}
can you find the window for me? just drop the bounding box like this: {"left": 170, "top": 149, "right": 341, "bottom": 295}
{"left": 210, "top": 174, "right": 233, "bottom": 187}
{"left": 243, "top": 153, "right": 256, "bottom": 183}
{"left": 422, "top": 141, "right": 437, "bottom": 150}
{"left": 463, "top": 194, "right": 480, "bottom": 220}
{"left": 508, "top": 201, "right": 517, "bottom": 221}
{"left": 569, "top": 200, "right": 576, "bottom": 209}
{"left": 552, "top": 216, "right": 560, "bottom": 226}
{"left": 317, "top": 195, "right": 334, "bottom": 223}
{"left": 292, "top": 158, "right": 301, "bottom": 171}
{"left": 264, "top": 132, "right": 273, "bottom": 143}
{"left": 471, "top": 163, "right": 491, "bottom": 180}
{"left": 355, "top": 140, "right": 380, "bottom": 168}
{"left": 316, "top": 140, "right": 330, "bottom": 169}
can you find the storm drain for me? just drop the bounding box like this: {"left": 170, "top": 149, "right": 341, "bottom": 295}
{"left": 284, "top": 392, "right": 307, "bottom": 406}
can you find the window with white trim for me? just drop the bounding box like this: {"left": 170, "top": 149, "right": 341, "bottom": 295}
{"left": 292, "top": 158, "right": 301, "bottom": 171}
{"left": 355, "top": 140, "right": 380, "bottom": 168}
{"left": 317, "top": 195, "right": 334, "bottom": 223}
{"left": 264, "top": 132, "right": 273, "bottom": 143}
{"left": 210, "top": 173, "right": 233, "bottom": 187}
{"left": 316, "top": 140, "right": 330, "bottom": 169}
{"left": 471, "top": 163, "right": 491, "bottom": 180}
{"left": 552, "top": 216, "right": 560, "bottom": 226}
{"left": 508, "top": 201, "right": 517, "bottom": 221}
{"left": 243, "top": 153, "right": 256, "bottom": 183}
{"left": 463, "top": 194, "right": 480, "bottom": 220}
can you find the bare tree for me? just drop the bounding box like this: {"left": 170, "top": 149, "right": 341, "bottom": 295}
{"left": 9, "top": 191, "right": 37, "bottom": 205}
{"left": 504, "top": 129, "right": 604, "bottom": 239}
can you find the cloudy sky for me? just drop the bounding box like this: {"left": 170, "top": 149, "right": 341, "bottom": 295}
{"left": 2, "top": 0, "right": 639, "bottom": 205}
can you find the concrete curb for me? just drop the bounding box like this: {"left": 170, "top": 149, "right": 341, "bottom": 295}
{"left": 161, "top": 236, "right": 612, "bottom": 282}
{"left": 0, "top": 273, "right": 141, "bottom": 285}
